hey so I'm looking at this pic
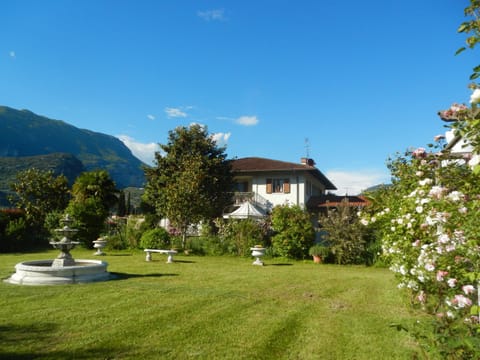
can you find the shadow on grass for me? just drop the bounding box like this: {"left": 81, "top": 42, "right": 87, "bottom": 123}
{"left": 0, "top": 323, "right": 129, "bottom": 359}
{"left": 268, "top": 263, "right": 293, "bottom": 266}
{"left": 109, "top": 272, "right": 179, "bottom": 280}
{"left": 0, "top": 323, "right": 54, "bottom": 346}
{"left": 172, "top": 259, "right": 196, "bottom": 263}
{"left": 140, "top": 259, "right": 196, "bottom": 264}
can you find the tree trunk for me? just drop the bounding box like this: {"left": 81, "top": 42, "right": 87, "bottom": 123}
{"left": 182, "top": 232, "right": 187, "bottom": 249}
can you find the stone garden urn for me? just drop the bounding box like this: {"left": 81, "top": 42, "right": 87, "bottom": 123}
{"left": 93, "top": 236, "right": 108, "bottom": 256}
{"left": 250, "top": 246, "right": 266, "bottom": 266}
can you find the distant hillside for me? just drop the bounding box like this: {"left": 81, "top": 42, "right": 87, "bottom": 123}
{"left": 0, "top": 153, "right": 85, "bottom": 189}
{"left": 0, "top": 106, "right": 146, "bottom": 189}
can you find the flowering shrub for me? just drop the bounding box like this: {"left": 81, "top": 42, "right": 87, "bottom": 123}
{"left": 360, "top": 102, "right": 480, "bottom": 357}
{"left": 360, "top": 3, "right": 480, "bottom": 356}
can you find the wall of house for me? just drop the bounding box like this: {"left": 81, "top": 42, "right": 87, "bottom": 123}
{"left": 235, "top": 171, "right": 326, "bottom": 210}
{"left": 446, "top": 129, "right": 473, "bottom": 154}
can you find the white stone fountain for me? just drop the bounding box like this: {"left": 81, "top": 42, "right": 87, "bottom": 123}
{"left": 5, "top": 214, "right": 111, "bottom": 285}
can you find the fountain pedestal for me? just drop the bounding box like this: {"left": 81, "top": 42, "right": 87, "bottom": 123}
{"left": 52, "top": 255, "right": 75, "bottom": 267}
{"left": 50, "top": 217, "right": 80, "bottom": 267}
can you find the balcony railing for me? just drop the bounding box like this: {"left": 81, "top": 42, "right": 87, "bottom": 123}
{"left": 230, "top": 192, "right": 270, "bottom": 211}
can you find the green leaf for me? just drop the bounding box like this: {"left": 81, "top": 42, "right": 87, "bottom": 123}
{"left": 457, "top": 23, "right": 469, "bottom": 33}
{"left": 470, "top": 305, "right": 479, "bottom": 315}
{"left": 473, "top": 164, "right": 480, "bottom": 175}
{"left": 470, "top": 72, "right": 480, "bottom": 80}
{"left": 455, "top": 47, "right": 466, "bottom": 55}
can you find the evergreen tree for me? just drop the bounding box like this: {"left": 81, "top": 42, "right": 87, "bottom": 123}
{"left": 117, "top": 190, "right": 126, "bottom": 216}
{"left": 126, "top": 191, "right": 131, "bottom": 215}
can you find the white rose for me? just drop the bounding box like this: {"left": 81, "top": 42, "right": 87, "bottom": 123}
{"left": 468, "top": 153, "right": 480, "bottom": 169}
{"left": 470, "top": 88, "right": 480, "bottom": 104}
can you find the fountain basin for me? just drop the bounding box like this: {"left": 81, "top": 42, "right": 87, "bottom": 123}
{"left": 5, "top": 259, "right": 111, "bottom": 285}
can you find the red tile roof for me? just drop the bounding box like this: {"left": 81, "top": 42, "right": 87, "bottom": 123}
{"left": 307, "top": 194, "right": 370, "bottom": 208}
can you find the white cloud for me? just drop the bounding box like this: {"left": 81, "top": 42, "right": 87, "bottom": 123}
{"left": 147, "top": 114, "right": 155, "bottom": 120}
{"left": 325, "top": 169, "right": 390, "bottom": 195}
{"left": 165, "top": 107, "right": 187, "bottom": 118}
{"left": 117, "top": 135, "right": 161, "bottom": 165}
{"left": 9, "top": 51, "right": 15, "bottom": 58}
{"left": 197, "top": 9, "right": 226, "bottom": 21}
{"left": 211, "top": 132, "right": 231, "bottom": 147}
{"left": 236, "top": 115, "right": 259, "bottom": 126}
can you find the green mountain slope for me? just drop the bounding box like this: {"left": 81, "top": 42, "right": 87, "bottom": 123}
{"left": 0, "top": 153, "right": 85, "bottom": 189}
{"left": 0, "top": 106, "right": 146, "bottom": 189}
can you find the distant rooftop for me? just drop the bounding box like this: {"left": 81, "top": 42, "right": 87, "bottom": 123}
{"left": 307, "top": 194, "right": 370, "bottom": 208}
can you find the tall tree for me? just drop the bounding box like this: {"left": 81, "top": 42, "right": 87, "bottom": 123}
{"left": 126, "top": 191, "right": 131, "bottom": 215}
{"left": 117, "top": 189, "right": 126, "bottom": 217}
{"left": 9, "top": 168, "right": 69, "bottom": 231}
{"left": 143, "top": 124, "right": 233, "bottom": 248}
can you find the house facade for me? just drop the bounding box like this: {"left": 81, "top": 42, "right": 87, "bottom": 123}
{"left": 230, "top": 157, "right": 337, "bottom": 213}
{"left": 444, "top": 129, "right": 473, "bottom": 157}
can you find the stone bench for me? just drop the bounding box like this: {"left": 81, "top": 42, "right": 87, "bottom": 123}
{"left": 144, "top": 249, "right": 178, "bottom": 263}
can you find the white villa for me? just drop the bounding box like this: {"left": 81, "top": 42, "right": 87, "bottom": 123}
{"left": 226, "top": 157, "right": 369, "bottom": 240}
{"left": 228, "top": 156, "right": 342, "bottom": 215}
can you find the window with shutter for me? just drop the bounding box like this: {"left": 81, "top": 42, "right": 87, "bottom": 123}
{"left": 283, "top": 179, "right": 290, "bottom": 193}
{"left": 269, "top": 178, "right": 291, "bottom": 193}
{"left": 266, "top": 178, "right": 272, "bottom": 194}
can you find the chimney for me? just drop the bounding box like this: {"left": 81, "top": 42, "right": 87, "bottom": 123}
{"left": 301, "top": 158, "right": 315, "bottom": 166}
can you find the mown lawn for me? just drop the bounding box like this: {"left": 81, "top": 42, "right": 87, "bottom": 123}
{"left": 0, "top": 249, "right": 419, "bottom": 359}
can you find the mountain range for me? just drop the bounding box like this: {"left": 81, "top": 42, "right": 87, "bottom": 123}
{"left": 0, "top": 106, "right": 146, "bottom": 198}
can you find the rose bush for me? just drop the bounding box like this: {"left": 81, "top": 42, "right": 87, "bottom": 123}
{"left": 360, "top": 97, "right": 480, "bottom": 357}
{"left": 359, "top": 2, "right": 480, "bottom": 356}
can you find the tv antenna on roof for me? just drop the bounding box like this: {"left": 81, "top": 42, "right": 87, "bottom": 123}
{"left": 305, "top": 138, "right": 310, "bottom": 158}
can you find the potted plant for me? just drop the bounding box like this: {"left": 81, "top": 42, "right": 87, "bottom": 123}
{"left": 308, "top": 244, "right": 329, "bottom": 263}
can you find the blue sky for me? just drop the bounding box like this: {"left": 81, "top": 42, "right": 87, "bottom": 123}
{"left": 1, "top": 0, "right": 476, "bottom": 194}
